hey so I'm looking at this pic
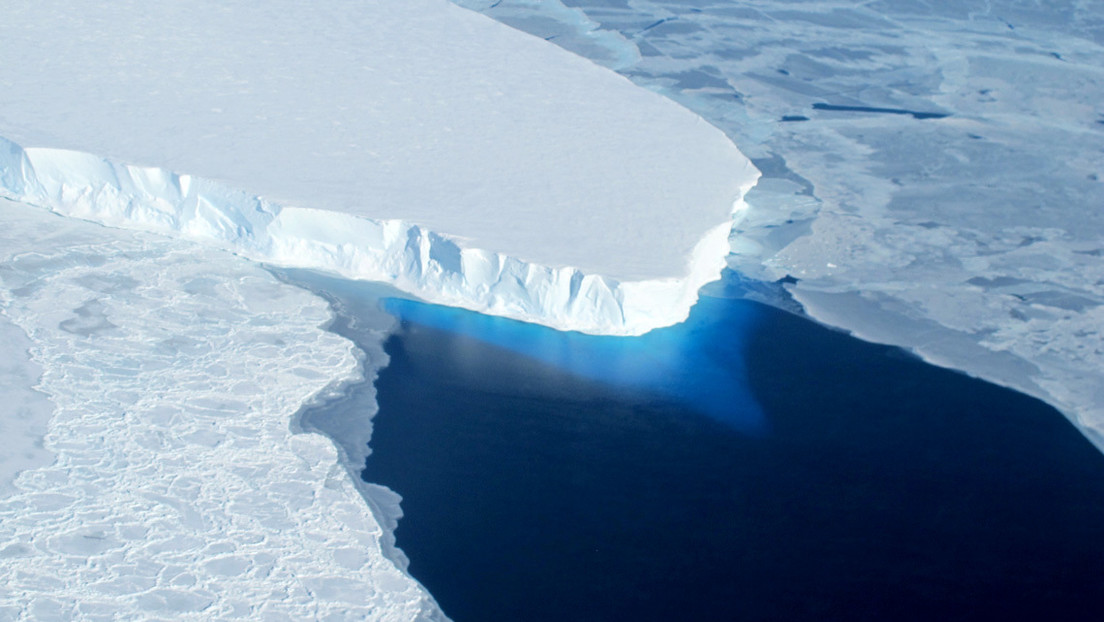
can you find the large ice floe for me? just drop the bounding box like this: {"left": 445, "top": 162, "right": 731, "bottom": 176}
{"left": 0, "top": 199, "right": 443, "bottom": 619}
{"left": 462, "top": 0, "right": 1104, "bottom": 452}
{"left": 0, "top": 0, "right": 756, "bottom": 337}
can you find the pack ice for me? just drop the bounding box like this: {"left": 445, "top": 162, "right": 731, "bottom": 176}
{"left": 0, "top": 0, "right": 757, "bottom": 336}
{"left": 0, "top": 0, "right": 757, "bottom": 618}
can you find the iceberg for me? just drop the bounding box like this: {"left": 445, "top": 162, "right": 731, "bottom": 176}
{"left": 0, "top": 0, "right": 757, "bottom": 336}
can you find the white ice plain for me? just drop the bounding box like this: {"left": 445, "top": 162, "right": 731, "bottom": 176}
{"left": 0, "top": 0, "right": 757, "bottom": 336}
{"left": 0, "top": 199, "right": 444, "bottom": 620}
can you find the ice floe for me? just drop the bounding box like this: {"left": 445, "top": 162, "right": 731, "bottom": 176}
{"left": 0, "top": 200, "right": 443, "bottom": 620}
{"left": 472, "top": 0, "right": 1104, "bottom": 450}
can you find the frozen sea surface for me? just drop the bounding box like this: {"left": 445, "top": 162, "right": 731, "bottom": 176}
{"left": 453, "top": 0, "right": 1104, "bottom": 447}
{"left": 0, "top": 200, "right": 442, "bottom": 620}
{"left": 0, "top": 317, "right": 54, "bottom": 498}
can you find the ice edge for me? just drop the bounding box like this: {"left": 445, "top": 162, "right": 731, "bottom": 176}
{"left": 0, "top": 136, "right": 758, "bottom": 337}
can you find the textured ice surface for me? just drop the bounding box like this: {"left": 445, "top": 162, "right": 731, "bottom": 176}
{"left": 0, "top": 0, "right": 757, "bottom": 336}
{"left": 467, "top": 0, "right": 1104, "bottom": 449}
{"left": 0, "top": 319, "right": 54, "bottom": 498}
{"left": 0, "top": 200, "right": 443, "bottom": 620}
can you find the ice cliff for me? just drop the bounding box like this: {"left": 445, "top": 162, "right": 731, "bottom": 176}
{"left": 0, "top": 0, "right": 762, "bottom": 618}
{"left": 0, "top": 0, "right": 757, "bottom": 336}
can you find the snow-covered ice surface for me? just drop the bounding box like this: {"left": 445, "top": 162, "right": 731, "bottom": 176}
{"left": 0, "top": 199, "right": 443, "bottom": 620}
{"left": 2, "top": 0, "right": 1099, "bottom": 616}
{"left": 0, "top": 0, "right": 757, "bottom": 336}
{"left": 0, "top": 317, "right": 54, "bottom": 499}
{"left": 460, "top": 0, "right": 1104, "bottom": 450}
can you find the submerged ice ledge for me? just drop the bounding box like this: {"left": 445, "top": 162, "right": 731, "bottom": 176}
{"left": 0, "top": 136, "right": 755, "bottom": 336}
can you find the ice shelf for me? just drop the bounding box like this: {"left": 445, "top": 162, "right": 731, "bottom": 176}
{"left": 0, "top": 0, "right": 757, "bottom": 336}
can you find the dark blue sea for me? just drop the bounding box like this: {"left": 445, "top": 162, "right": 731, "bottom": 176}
{"left": 293, "top": 270, "right": 1104, "bottom": 622}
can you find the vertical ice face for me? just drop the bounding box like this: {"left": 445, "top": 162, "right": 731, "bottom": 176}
{"left": 0, "top": 200, "right": 443, "bottom": 620}
{"left": 451, "top": 0, "right": 642, "bottom": 69}
{"left": 0, "top": 320, "right": 54, "bottom": 498}
{"left": 0, "top": 0, "right": 759, "bottom": 336}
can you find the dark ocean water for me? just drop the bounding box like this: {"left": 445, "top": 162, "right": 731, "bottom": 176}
{"left": 354, "top": 271, "right": 1104, "bottom": 622}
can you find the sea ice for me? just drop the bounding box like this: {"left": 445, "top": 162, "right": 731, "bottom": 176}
{"left": 0, "top": 199, "right": 443, "bottom": 620}
{"left": 473, "top": 0, "right": 1104, "bottom": 450}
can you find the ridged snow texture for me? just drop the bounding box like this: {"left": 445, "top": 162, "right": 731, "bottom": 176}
{"left": 0, "top": 200, "right": 444, "bottom": 620}
{"left": 0, "top": 136, "right": 753, "bottom": 336}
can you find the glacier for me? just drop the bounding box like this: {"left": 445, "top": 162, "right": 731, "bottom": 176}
{"left": 0, "top": 0, "right": 757, "bottom": 336}
{"left": 0, "top": 0, "right": 759, "bottom": 619}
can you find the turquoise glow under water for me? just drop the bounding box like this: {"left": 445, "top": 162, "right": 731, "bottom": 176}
{"left": 281, "top": 265, "right": 1104, "bottom": 621}
{"left": 382, "top": 275, "right": 767, "bottom": 434}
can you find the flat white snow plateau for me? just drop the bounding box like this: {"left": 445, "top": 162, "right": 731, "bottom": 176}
{"left": 0, "top": 0, "right": 757, "bottom": 336}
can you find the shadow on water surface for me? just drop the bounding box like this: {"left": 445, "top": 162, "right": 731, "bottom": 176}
{"left": 358, "top": 269, "right": 1104, "bottom": 622}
